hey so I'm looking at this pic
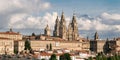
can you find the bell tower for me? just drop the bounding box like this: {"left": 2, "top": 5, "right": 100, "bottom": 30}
{"left": 44, "top": 24, "right": 51, "bottom": 36}
{"left": 59, "top": 12, "right": 67, "bottom": 40}
{"left": 94, "top": 31, "right": 99, "bottom": 40}
{"left": 53, "top": 16, "right": 60, "bottom": 37}
{"left": 71, "top": 13, "right": 79, "bottom": 40}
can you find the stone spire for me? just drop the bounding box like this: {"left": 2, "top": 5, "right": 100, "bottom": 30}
{"left": 94, "top": 31, "right": 99, "bottom": 40}
{"left": 72, "top": 13, "right": 78, "bottom": 31}
{"left": 53, "top": 16, "right": 60, "bottom": 37}
{"left": 67, "top": 23, "right": 73, "bottom": 41}
{"left": 71, "top": 13, "right": 79, "bottom": 40}
{"left": 56, "top": 16, "right": 59, "bottom": 24}
{"left": 44, "top": 24, "right": 51, "bottom": 36}
{"left": 45, "top": 24, "right": 49, "bottom": 30}
{"left": 60, "top": 11, "right": 65, "bottom": 23}
{"left": 72, "top": 13, "right": 77, "bottom": 24}
{"left": 59, "top": 11, "right": 67, "bottom": 40}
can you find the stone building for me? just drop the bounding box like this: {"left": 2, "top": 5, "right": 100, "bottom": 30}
{"left": 90, "top": 32, "right": 118, "bottom": 54}
{"left": 44, "top": 24, "right": 51, "bottom": 36}
{"left": 14, "top": 40, "right": 25, "bottom": 53}
{"left": 0, "top": 28, "right": 22, "bottom": 41}
{"left": 15, "top": 38, "right": 84, "bottom": 53}
{"left": 82, "top": 39, "right": 90, "bottom": 52}
{"left": 116, "top": 38, "right": 120, "bottom": 53}
{"left": 0, "top": 37, "right": 14, "bottom": 54}
{"left": 0, "top": 29, "right": 22, "bottom": 54}
{"left": 59, "top": 12, "right": 67, "bottom": 40}
{"left": 90, "top": 32, "right": 108, "bottom": 53}
{"left": 94, "top": 32, "right": 98, "bottom": 40}
{"left": 30, "top": 40, "right": 82, "bottom": 51}
{"left": 90, "top": 40, "right": 106, "bottom": 53}
{"left": 53, "top": 16, "right": 60, "bottom": 37}
{"left": 67, "top": 14, "right": 79, "bottom": 41}
{"left": 53, "top": 12, "right": 79, "bottom": 41}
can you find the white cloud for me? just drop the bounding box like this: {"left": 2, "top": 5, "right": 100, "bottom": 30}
{"left": 76, "top": 12, "right": 120, "bottom": 32}
{"left": 0, "top": 0, "right": 51, "bottom": 13}
{"left": 42, "top": 2, "right": 51, "bottom": 9}
{"left": 101, "top": 12, "right": 120, "bottom": 20}
{"left": 9, "top": 12, "right": 58, "bottom": 29}
{"left": 0, "top": 0, "right": 51, "bottom": 29}
{"left": 42, "top": 12, "right": 58, "bottom": 29}
{"left": 78, "top": 18, "right": 92, "bottom": 30}
{"left": 77, "top": 17, "right": 109, "bottom": 31}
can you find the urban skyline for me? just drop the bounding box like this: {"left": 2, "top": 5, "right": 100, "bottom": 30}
{"left": 0, "top": 0, "right": 120, "bottom": 60}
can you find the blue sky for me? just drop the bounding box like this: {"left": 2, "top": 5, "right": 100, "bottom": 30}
{"left": 47, "top": 0, "right": 120, "bottom": 16}
{"left": 0, "top": 0, "right": 120, "bottom": 39}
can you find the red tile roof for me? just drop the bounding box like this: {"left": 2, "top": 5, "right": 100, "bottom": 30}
{"left": 0, "top": 31, "right": 21, "bottom": 35}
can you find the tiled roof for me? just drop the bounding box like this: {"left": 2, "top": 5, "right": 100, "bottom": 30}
{"left": 0, "top": 31, "right": 21, "bottom": 35}
{"left": 40, "top": 52, "right": 51, "bottom": 56}
{"left": 75, "top": 50, "right": 89, "bottom": 53}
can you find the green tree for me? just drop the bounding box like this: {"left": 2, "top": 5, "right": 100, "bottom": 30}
{"left": 60, "top": 54, "right": 66, "bottom": 60}
{"left": 115, "top": 54, "right": 120, "bottom": 60}
{"left": 41, "top": 59, "right": 45, "bottom": 60}
{"left": 102, "top": 55, "right": 107, "bottom": 60}
{"left": 14, "top": 48, "right": 18, "bottom": 54}
{"left": 95, "top": 52, "right": 108, "bottom": 60}
{"left": 107, "top": 57, "right": 112, "bottom": 60}
{"left": 96, "top": 55, "right": 100, "bottom": 60}
{"left": 60, "top": 53, "right": 71, "bottom": 60}
{"left": 64, "top": 53, "right": 71, "bottom": 60}
{"left": 111, "top": 56, "right": 116, "bottom": 60}
{"left": 118, "top": 54, "right": 120, "bottom": 60}
{"left": 32, "top": 32, "right": 36, "bottom": 36}
{"left": 46, "top": 44, "right": 49, "bottom": 50}
{"left": 49, "top": 54, "right": 57, "bottom": 60}
{"left": 24, "top": 39, "right": 31, "bottom": 50}
{"left": 88, "top": 57, "right": 93, "bottom": 60}
{"left": 49, "top": 43, "right": 52, "bottom": 51}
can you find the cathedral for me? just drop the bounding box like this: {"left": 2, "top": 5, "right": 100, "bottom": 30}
{"left": 53, "top": 12, "right": 79, "bottom": 41}
{"left": 44, "top": 12, "right": 79, "bottom": 41}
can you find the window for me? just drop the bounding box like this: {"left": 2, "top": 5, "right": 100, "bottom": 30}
{"left": 55, "top": 42, "right": 60, "bottom": 46}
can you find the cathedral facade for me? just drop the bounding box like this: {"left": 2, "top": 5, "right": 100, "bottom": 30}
{"left": 53, "top": 12, "right": 79, "bottom": 41}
